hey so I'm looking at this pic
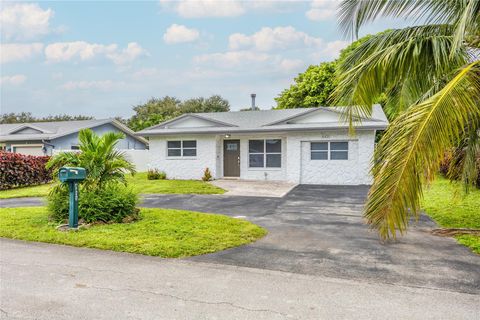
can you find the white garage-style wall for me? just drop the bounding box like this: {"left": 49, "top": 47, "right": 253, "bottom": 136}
{"left": 292, "top": 130, "right": 375, "bottom": 185}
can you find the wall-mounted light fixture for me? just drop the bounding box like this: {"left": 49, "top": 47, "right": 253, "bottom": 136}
{"left": 225, "top": 134, "right": 231, "bottom": 138}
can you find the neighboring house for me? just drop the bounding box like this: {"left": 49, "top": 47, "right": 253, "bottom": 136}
{"left": 0, "top": 119, "right": 148, "bottom": 156}
{"left": 137, "top": 105, "right": 389, "bottom": 185}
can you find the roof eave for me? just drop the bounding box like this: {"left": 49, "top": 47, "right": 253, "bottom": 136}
{"left": 136, "top": 124, "right": 388, "bottom": 137}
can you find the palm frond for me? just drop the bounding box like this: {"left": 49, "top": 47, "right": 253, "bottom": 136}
{"left": 338, "top": 0, "right": 468, "bottom": 39}
{"left": 333, "top": 24, "right": 468, "bottom": 126}
{"left": 48, "top": 129, "right": 136, "bottom": 189}
{"left": 365, "top": 60, "right": 480, "bottom": 239}
{"left": 451, "top": 0, "right": 480, "bottom": 55}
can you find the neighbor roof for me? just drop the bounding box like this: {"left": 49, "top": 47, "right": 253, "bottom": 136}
{"left": 137, "top": 105, "right": 389, "bottom": 136}
{"left": 0, "top": 119, "right": 148, "bottom": 144}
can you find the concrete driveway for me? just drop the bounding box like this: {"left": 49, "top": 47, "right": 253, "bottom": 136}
{"left": 142, "top": 185, "right": 480, "bottom": 294}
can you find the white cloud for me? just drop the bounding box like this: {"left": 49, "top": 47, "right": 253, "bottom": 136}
{"left": 322, "top": 40, "right": 349, "bottom": 56}
{"left": 194, "top": 50, "right": 271, "bottom": 68}
{"left": 44, "top": 41, "right": 147, "bottom": 64}
{"left": 107, "top": 42, "right": 148, "bottom": 64}
{"left": 278, "top": 58, "right": 304, "bottom": 73}
{"left": 163, "top": 24, "right": 200, "bottom": 44}
{"left": 160, "top": 0, "right": 302, "bottom": 18}
{"left": 60, "top": 80, "right": 125, "bottom": 91}
{"left": 229, "top": 26, "right": 323, "bottom": 51}
{"left": 194, "top": 50, "right": 305, "bottom": 75}
{"left": 306, "top": 0, "right": 338, "bottom": 21}
{"left": 311, "top": 39, "right": 349, "bottom": 60}
{"left": 1, "top": 43, "right": 44, "bottom": 64}
{"left": 160, "top": 0, "right": 245, "bottom": 18}
{"left": 1, "top": 74, "right": 27, "bottom": 86}
{"left": 0, "top": 3, "right": 54, "bottom": 40}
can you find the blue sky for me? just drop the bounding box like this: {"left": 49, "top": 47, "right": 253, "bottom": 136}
{"left": 1, "top": 1, "right": 406, "bottom": 118}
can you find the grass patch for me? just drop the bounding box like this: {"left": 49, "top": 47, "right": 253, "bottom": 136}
{"left": 127, "top": 172, "right": 225, "bottom": 195}
{"left": 0, "top": 207, "right": 266, "bottom": 257}
{"left": 0, "top": 184, "right": 52, "bottom": 199}
{"left": 0, "top": 172, "right": 224, "bottom": 199}
{"left": 422, "top": 177, "right": 480, "bottom": 254}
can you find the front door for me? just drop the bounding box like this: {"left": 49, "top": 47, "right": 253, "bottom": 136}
{"left": 223, "top": 140, "right": 240, "bottom": 177}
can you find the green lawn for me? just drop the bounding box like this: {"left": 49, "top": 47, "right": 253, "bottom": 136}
{"left": 0, "top": 172, "right": 224, "bottom": 199}
{"left": 0, "top": 207, "right": 266, "bottom": 257}
{"left": 422, "top": 177, "right": 480, "bottom": 254}
{"left": 0, "top": 183, "right": 52, "bottom": 199}
{"left": 127, "top": 172, "right": 225, "bottom": 195}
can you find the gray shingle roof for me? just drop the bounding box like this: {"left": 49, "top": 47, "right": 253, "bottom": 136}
{"left": 137, "top": 105, "right": 389, "bottom": 136}
{"left": 0, "top": 119, "right": 147, "bottom": 144}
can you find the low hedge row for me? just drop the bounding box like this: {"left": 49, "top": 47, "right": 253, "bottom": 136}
{"left": 0, "top": 151, "right": 53, "bottom": 190}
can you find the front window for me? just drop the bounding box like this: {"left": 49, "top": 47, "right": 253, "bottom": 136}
{"left": 167, "top": 140, "right": 197, "bottom": 157}
{"left": 249, "top": 139, "right": 281, "bottom": 168}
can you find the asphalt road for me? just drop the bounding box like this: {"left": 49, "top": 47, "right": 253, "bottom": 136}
{"left": 1, "top": 239, "right": 479, "bottom": 320}
{"left": 2, "top": 185, "right": 480, "bottom": 294}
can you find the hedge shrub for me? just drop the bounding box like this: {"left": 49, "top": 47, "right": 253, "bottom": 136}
{"left": 439, "top": 150, "right": 480, "bottom": 188}
{"left": 48, "top": 183, "right": 139, "bottom": 223}
{"left": 147, "top": 169, "right": 167, "bottom": 180}
{"left": 0, "top": 151, "right": 53, "bottom": 190}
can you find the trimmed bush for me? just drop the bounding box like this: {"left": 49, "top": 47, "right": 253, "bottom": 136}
{"left": 48, "top": 183, "right": 140, "bottom": 223}
{"left": 202, "top": 168, "right": 213, "bottom": 181}
{"left": 147, "top": 169, "right": 166, "bottom": 180}
{"left": 0, "top": 151, "right": 52, "bottom": 190}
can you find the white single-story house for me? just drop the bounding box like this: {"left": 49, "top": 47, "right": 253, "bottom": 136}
{"left": 0, "top": 119, "right": 148, "bottom": 156}
{"left": 137, "top": 105, "right": 389, "bottom": 185}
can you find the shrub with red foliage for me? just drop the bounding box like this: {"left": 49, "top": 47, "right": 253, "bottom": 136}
{"left": 0, "top": 151, "right": 53, "bottom": 190}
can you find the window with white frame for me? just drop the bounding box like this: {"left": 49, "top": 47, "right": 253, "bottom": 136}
{"left": 167, "top": 140, "right": 197, "bottom": 157}
{"left": 311, "top": 141, "right": 348, "bottom": 160}
{"left": 249, "top": 139, "right": 281, "bottom": 168}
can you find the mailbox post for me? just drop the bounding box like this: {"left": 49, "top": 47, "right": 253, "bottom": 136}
{"left": 58, "top": 167, "right": 86, "bottom": 229}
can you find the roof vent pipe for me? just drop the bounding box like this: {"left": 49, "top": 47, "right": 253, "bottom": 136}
{"left": 250, "top": 93, "right": 256, "bottom": 110}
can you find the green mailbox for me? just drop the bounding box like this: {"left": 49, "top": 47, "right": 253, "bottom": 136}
{"left": 59, "top": 167, "right": 86, "bottom": 182}
{"left": 58, "top": 167, "right": 86, "bottom": 229}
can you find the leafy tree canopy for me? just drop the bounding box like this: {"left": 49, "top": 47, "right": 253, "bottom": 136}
{"left": 275, "top": 34, "right": 372, "bottom": 109}
{"left": 275, "top": 62, "right": 337, "bottom": 109}
{"left": 0, "top": 112, "right": 93, "bottom": 124}
{"left": 127, "top": 95, "right": 230, "bottom": 131}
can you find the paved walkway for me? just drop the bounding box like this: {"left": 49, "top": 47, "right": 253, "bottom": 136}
{"left": 210, "top": 179, "right": 297, "bottom": 197}
{"left": 2, "top": 185, "right": 480, "bottom": 294}
{"left": 1, "top": 239, "right": 479, "bottom": 320}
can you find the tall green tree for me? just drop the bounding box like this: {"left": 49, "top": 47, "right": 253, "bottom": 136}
{"left": 127, "top": 95, "right": 230, "bottom": 131}
{"left": 275, "top": 34, "right": 372, "bottom": 109}
{"left": 127, "top": 96, "right": 181, "bottom": 132}
{"left": 275, "top": 62, "right": 337, "bottom": 109}
{"left": 46, "top": 129, "right": 136, "bottom": 189}
{"left": 334, "top": 0, "right": 480, "bottom": 238}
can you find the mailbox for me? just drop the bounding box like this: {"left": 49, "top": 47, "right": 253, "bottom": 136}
{"left": 58, "top": 167, "right": 86, "bottom": 229}
{"left": 59, "top": 167, "right": 86, "bottom": 183}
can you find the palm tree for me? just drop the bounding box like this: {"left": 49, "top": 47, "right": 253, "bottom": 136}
{"left": 47, "top": 129, "right": 136, "bottom": 189}
{"left": 334, "top": 1, "right": 480, "bottom": 239}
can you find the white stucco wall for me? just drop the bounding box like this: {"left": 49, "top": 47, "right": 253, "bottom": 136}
{"left": 289, "top": 130, "right": 375, "bottom": 185}
{"left": 146, "top": 130, "right": 375, "bottom": 184}
{"left": 148, "top": 135, "right": 219, "bottom": 180}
